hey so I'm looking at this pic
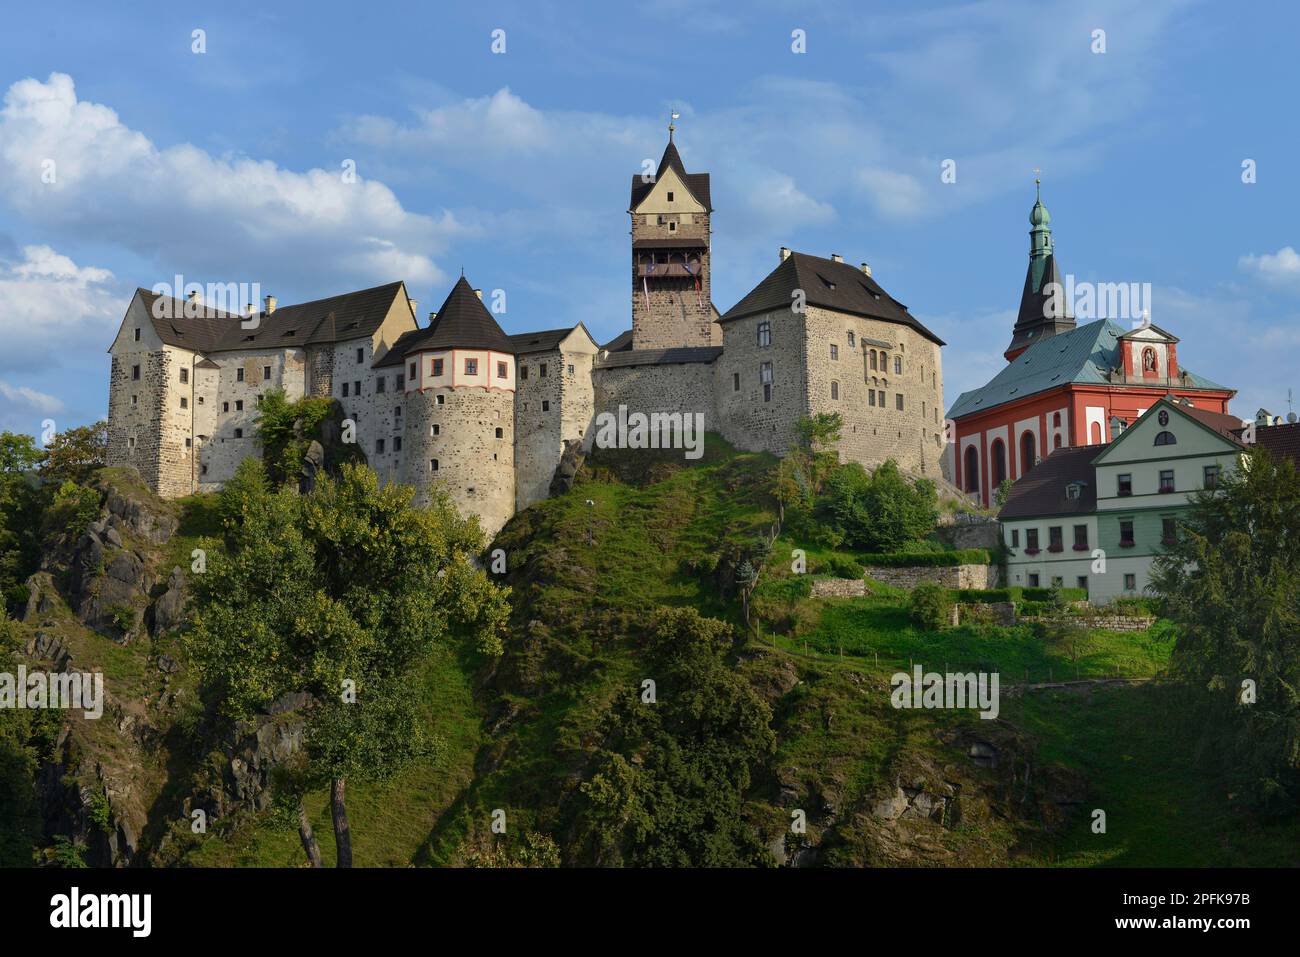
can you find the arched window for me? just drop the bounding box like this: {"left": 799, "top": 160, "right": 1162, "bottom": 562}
{"left": 964, "top": 446, "right": 980, "bottom": 493}
{"left": 1154, "top": 431, "right": 1177, "bottom": 446}
{"left": 1053, "top": 434, "right": 1062, "bottom": 449}
{"left": 991, "top": 439, "right": 1007, "bottom": 486}
{"left": 1021, "top": 430, "right": 1037, "bottom": 471}
{"left": 1090, "top": 422, "right": 1103, "bottom": 445}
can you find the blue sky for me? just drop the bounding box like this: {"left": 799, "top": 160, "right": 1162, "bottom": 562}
{"left": 1, "top": 0, "right": 1297, "bottom": 435}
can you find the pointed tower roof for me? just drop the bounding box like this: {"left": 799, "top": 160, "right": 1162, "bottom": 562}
{"left": 375, "top": 277, "right": 514, "bottom": 365}
{"left": 630, "top": 129, "right": 712, "bottom": 211}
{"left": 1005, "top": 180, "right": 1075, "bottom": 361}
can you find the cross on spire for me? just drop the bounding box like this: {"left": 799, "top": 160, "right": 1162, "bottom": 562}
{"left": 669, "top": 111, "right": 679, "bottom": 139}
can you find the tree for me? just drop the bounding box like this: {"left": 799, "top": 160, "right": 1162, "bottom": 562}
{"left": 823, "top": 459, "right": 938, "bottom": 551}
{"left": 1150, "top": 447, "right": 1300, "bottom": 813}
{"left": 0, "top": 432, "right": 45, "bottom": 475}
{"left": 39, "top": 421, "right": 107, "bottom": 485}
{"left": 0, "top": 432, "right": 45, "bottom": 613}
{"left": 254, "top": 389, "right": 340, "bottom": 485}
{"left": 909, "top": 582, "right": 953, "bottom": 630}
{"left": 185, "top": 460, "right": 510, "bottom": 865}
{"left": 576, "top": 607, "right": 776, "bottom": 866}
{"left": 993, "top": 478, "right": 1014, "bottom": 508}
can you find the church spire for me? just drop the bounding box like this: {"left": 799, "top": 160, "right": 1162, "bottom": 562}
{"left": 1004, "top": 178, "right": 1075, "bottom": 362}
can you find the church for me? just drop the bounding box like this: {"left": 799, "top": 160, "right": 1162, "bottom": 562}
{"left": 946, "top": 184, "right": 1235, "bottom": 506}
{"left": 104, "top": 122, "right": 947, "bottom": 536}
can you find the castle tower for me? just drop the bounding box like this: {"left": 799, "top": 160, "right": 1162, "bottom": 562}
{"left": 395, "top": 277, "right": 517, "bottom": 537}
{"left": 1004, "top": 180, "right": 1075, "bottom": 361}
{"left": 628, "top": 118, "right": 719, "bottom": 350}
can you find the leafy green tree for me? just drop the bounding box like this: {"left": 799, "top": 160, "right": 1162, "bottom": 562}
{"left": 1150, "top": 447, "right": 1300, "bottom": 814}
{"left": 254, "top": 389, "right": 340, "bottom": 485}
{"left": 577, "top": 607, "right": 776, "bottom": 866}
{"left": 38, "top": 421, "right": 106, "bottom": 485}
{"left": 993, "top": 478, "right": 1014, "bottom": 508}
{"left": 0, "top": 432, "right": 44, "bottom": 474}
{"left": 0, "top": 432, "right": 45, "bottom": 612}
{"left": 822, "top": 459, "right": 938, "bottom": 551}
{"left": 185, "top": 460, "right": 509, "bottom": 865}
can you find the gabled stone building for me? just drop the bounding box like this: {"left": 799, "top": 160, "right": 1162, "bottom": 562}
{"left": 106, "top": 124, "right": 948, "bottom": 536}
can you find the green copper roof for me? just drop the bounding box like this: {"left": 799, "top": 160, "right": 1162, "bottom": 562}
{"left": 948, "top": 318, "right": 1231, "bottom": 420}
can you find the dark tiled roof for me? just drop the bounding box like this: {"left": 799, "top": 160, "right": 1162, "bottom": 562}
{"left": 374, "top": 277, "right": 513, "bottom": 366}
{"left": 1005, "top": 252, "right": 1076, "bottom": 355}
{"left": 1179, "top": 403, "right": 1247, "bottom": 445}
{"left": 137, "top": 282, "right": 409, "bottom": 353}
{"left": 595, "top": 346, "right": 722, "bottom": 370}
{"left": 632, "top": 237, "right": 707, "bottom": 249}
{"left": 510, "top": 328, "right": 573, "bottom": 355}
{"left": 719, "top": 252, "right": 944, "bottom": 346}
{"left": 1255, "top": 422, "right": 1300, "bottom": 464}
{"left": 629, "top": 138, "right": 712, "bottom": 211}
{"left": 601, "top": 329, "right": 634, "bottom": 352}
{"left": 997, "top": 445, "right": 1099, "bottom": 520}
{"left": 948, "top": 320, "right": 1231, "bottom": 420}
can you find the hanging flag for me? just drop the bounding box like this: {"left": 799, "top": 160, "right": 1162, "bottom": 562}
{"left": 685, "top": 257, "right": 702, "bottom": 308}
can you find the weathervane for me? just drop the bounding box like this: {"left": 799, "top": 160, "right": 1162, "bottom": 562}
{"left": 669, "top": 111, "right": 679, "bottom": 137}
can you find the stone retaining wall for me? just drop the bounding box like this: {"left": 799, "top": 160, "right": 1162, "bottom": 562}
{"left": 866, "top": 563, "right": 992, "bottom": 590}
{"left": 811, "top": 577, "right": 866, "bottom": 598}
{"left": 1020, "top": 615, "right": 1155, "bottom": 632}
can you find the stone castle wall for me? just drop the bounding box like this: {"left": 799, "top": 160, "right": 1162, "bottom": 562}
{"left": 631, "top": 206, "right": 717, "bottom": 350}
{"left": 715, "top": 309, "right": 808, "bottom": 456}
{"left": 591, "top": 361, "right": 719, "bottom": 444}
{"left": 515, "top": 347, "right": 595, "bottom": 510}
{"left": 866, "top": 564, "right": 993, "bottom": 590}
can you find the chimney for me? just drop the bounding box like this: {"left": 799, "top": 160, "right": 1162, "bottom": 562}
{"left": 187, "top": 290, "right": 198, "bottom": 302}
{"left": 246, "top": 303, "right": 255, "bottom": 317}
{"left": 474, "top": 288, "right": 483, "bottom": 301}
{"left": 428, "top": 311, "right": 437, "bottom": 323}
{"left": 831, "top": 253, "right": 844, "bottom": 263}
{"left": 860, "top": 262, "right": 872, "bottom": 277}
{"left": 779, "top": 246, "right": 791, "bottom": 262}
{"left": 264, "top": 295, "right": 277, "bottom": 315}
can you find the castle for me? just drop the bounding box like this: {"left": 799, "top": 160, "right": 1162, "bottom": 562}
{"left": 106, "top": 125, "right": 949, "bottom": 536}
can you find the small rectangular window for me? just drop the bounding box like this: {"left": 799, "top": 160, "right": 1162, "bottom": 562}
{"left": 179, "top": 368, "right": 189, "bottom": 384}
{"left": 757, "top": 321, "right": 771, "bottom": 347}
{"left": 430, "top": 459, "right": 439, "bottom": 471}
{"left": 134, "top": 328, "right": 141, "bottom": 341}
{"left": 1077, "top": 576, "right": 1088, "bottom": 590}
{"left": 436, "top": 394, "right": 445, "bottom": 405}
{"left": 376, "top": 438, "right": 385, "bottom": 454}
{"left": 132, "top": 365, "right": 141, "bottom": 380}
{"left": 763, "top": 384, "right": 772, "bottom": 403}
{"left": 409, "top": 362, "right": 417, "bottom": 380}
{"left": 357, "top": 347, "right": 364, "bottom": 363}
{"left": 667, "top": 191, "right": 674, "bottom": 201}
{"left": 495, "top": 427, "right": 504, "bottom": 438}
{"left": 185, "top": 437, "right": 192, "bottom": 449}
{"left": 354, "top": 380, "right": 360, "bottom": 395}
{"left": 1026, "top": 529, "right": 1040, "bottom": 550}
{"left": 540, "top": 363, "right": 548, "bottom": 378}
{"left": 394, "top": 437, "right": 402, "bottom": 452}
{"left": 433, "top": 358, "right": 444, "bottom": 377}
{"left": 894, "top": 356, "right": 902, "bottom": 374}
{"left": 497, "top": 361, "right": 508, "bottom": 379}
{"left": 895, "top": 393, "right": 904, "bottom": 411}
{"left": 760, "top": 361, "right": 773, "bottom": 385}
{"left": 1048, "top": 526, "right": 1063, "bottom": 551}
{"left": 1073, "top": 524, "right": 1088, "bottom": 548}
{"left": 1124, "top": 573, "right": 1136, "bottom": 591}
{"left": 263, "top": 366, "right": 272, "bottom": 381}
{"left": 1117, "top": 473, "right": 1132, "bottom": 496}
{"left": 520, "top": 365, "right": 528, "bottom": 380}
{"left": 1010, "top": 529, "right": 1020, "bottom": 547}
{"left": 732, "top": 372, "right": 740, "bottom": 391}
{"left": 342, "top": 383, "right": 350, "bottom": 397}
{"left": 235, "top": 400, "right": 244, "bottom": 411}
{"left": 234, "top": 428, "right": 244, "bottom": 439}
{"left": 464, "top": 358, "right": 477, "bottom": 376}
{"left": 180, "top": 397, "right": 188, "bottom": 409}
{"left": 567, "top": 364, "right": 575, "bottom": 375}
{"left": 869, "top": 390, "right": 876, "bottom": 407}
{"left": 830, "top": 381, "right": 839, "bottom": 401}
{"left": 830, "top": 344, "right": 839, "bottom": 360}
{"left": 1028, "top": 573, "right": 1040, "bottom": 587}
{"left": 132, "top": 395, "right": 138, "bottom": 406}
{"left": 396, "top": 373, "right": 405, "bottom": 390}
{"left": 222, "top": 401, "right": 229, "bottom": 413}
{"left": 1203, "top": 464, "right": 1220, "bottom": 488}
{"left": 394, "top": 405, "right": 402, "bottom": 418}
{"left": 376, "top": 377, "right": 385, "bottom": 394}
{"left": 1159, "top": 469, "right": 1175, "bottom": 494}
{"left": 1120, "top": 519, "right": 1135, "bottom": 546}
{"left": 431, "top": 424, "right": 440, "bottom": 436}
{"left": 542, "top": 400, "right": 550, "bottom": 412}
{"left": 1161, "top": 517, "right": 1177, "bottom": 545}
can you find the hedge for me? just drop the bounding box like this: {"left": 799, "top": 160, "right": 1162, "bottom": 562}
{"left": 859, "top": 548, "right": 992, "bottom": 568}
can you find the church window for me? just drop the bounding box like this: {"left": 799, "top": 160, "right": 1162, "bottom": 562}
{"left": 430, "top": 459, "right": 439, "bottom": 471}
{"left": 180, "top": 368, "right": 189, "bottom": 384}
{"left": 465, "top": 358, "right": 478, "bottom": 376}
{"left": 1021, "top": 430, "right": 1037, "bottom": 470}
{"left": 991, "top": 439, "right": 1006, "bottom": 485}
{"left": 830, "top": 344, "right": 839, "bottom": 360}
{"left": 1154, "top": 431, "right": 1177, "bottom": 446}
{"left": 757, "top": 321, "right": 771, "bottom": 347}
{"left": 830, "top": 381, "right": 839, "bottom": 401}
{"left": 497, "top": 361, "right": 508, "bottom": 379}
{"left": 963, "top": 446, "right": 979, "bottom": 493}
{"left": 1053, "top": 411, "right": 1061, "bottom": 427}
{"left": 132, "top": 365, "right": 140, "bottom": 380}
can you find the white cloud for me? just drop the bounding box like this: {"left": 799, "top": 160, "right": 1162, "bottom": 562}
{"left": 1239, "top": 246, "right": 1300, "bottom": 289}
{"left": 0, "top": 73, "right": 457, "bottom": 291}
{"left": 857, "top": 168, "right": 928, "bottom": 220}
{"left": 0, "top": 244, "right": 121, "bottom": 372}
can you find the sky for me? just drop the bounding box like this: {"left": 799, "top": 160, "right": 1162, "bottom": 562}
{"left": 0, "top": 0, "right": 1297, "bottom": 436}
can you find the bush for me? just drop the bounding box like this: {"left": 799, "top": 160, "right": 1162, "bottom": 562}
{"left": 909, "top": 582, "right": 953, "bottom": 630}
{"left": 955, "top": 587, "right": 1012, "bottom": 603}
{"left": 40, "top": 481, "right": 101, "bottom": 542}
{"left": 819, "top": 554, "right": 864, "bottom": 579}
{"left": 821, "top": 459, "right": 938, "bottom": 552}
{"left": 1109, "top": 596, "right": 1159, "bottom": 617}
{"left": 1019, "top": 586, "right": 1087, "bottom": 603}
{"left": 860, "top": 549, "right": 991, "bottom": 567}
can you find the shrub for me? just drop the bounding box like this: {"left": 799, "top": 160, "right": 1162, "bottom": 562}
{"left": 41, "top": 481, "right": 101, "bottom": 542}
{"left": 909, "top": 582, "right": 953, "bottom": 630}
{"left": 821, "top": 459, "right": 938, "bottom": 551}
{"left": 955, "top": 587, "right": 1012, "bottom": 603}
{"left": 820, "top": 554, "right": 864, "bottom": 579}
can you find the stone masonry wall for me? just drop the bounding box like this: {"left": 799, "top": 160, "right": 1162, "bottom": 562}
{"left": 714, "top": 309, "right": 808, "bottom": 456}
{"left": 866, "top": 564, "right": 992, "bottom": 590}
{"left": 591, "top": 361, "right": 719, "bottom": 448}
{"left": 516, "top": 347, "right": 596, "bottom": 511}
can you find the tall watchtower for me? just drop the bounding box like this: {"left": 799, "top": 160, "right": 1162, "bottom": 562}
{"left": 627, "top": 117, "right": 718, "bottom": 349}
